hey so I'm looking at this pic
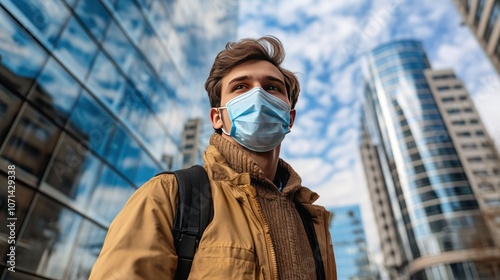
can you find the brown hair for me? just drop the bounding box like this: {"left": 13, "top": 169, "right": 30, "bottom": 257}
{"left": 205, "top": 36, "right": 300, "bottom": 109}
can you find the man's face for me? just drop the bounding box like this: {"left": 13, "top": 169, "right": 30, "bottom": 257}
{"left": 210, "top": 59, "right": 295, "bottom": 150}
{"left": 220, "top": 60, "right": 290, "bottom": 107}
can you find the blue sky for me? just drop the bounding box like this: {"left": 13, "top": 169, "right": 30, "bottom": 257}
{"left": 235, "top": 0, "right": 500, "bottom": 265}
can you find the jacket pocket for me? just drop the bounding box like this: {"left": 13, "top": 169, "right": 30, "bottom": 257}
{"left": 188, "top": 246, "right": 257, "bottom": 279}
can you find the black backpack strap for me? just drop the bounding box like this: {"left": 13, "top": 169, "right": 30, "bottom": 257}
{"left": 295, "top": 203, "right": 326, "bottom": 280}
{"left": 157, "top": 165, "right": 213, "bottom": 280}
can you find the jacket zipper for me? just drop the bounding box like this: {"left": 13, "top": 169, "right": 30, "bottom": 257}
{"left": 242, "top": 187, "right": 278, "bottom": 280}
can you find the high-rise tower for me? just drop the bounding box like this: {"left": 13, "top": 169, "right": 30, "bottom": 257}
{"left": 360, "top": 40, "right": 500, "bottom": 279}
{"left": 181, "top": 118, "right": 202, "bottom": 168}
{"left": 453, "top": 0, "right": 500, "bottom": 75}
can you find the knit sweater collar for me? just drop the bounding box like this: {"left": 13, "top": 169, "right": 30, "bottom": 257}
{"left": 209, "top": 133, "right": 303, "bottom": 197}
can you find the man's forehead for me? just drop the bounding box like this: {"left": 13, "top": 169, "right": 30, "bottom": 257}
{"left": 223, "top": 60, "right": 284, "bottom": 83}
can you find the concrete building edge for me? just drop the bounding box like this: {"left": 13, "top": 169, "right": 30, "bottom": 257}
{"left": 407, "top": 247, "right": 500, "bottom": 275}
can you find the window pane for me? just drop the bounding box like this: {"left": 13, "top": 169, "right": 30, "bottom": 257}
{"left": 74, "top": 0, "right": 111, "bottom": 41}
{"left": 159, "top": 57, "right": 179, "bottom": 97}
{"left": 145, "top": 0, "right": 169, "bottom": 29}
{"left": 116, "top": 85, "right": 151, "bottom": 137}
{"left": 3, "top": 0, "right": 70, "bottom": 48}
{"left": 29, "top": 58, "right": 82, "bottom": 125}
{"left": 44, "top": 133, "right": 103, "bottom": 209}
{"left": 66, "top": 221, "right": 106, "bottom": 280}
{"left": 128, "top": 55, "right": 159, "bottom": 103}
{"left": 0, "top": 105, "right": 61, "bottom": 181}
{"left": 139, "top": 25, "right": 163, "bottom": 72}
{"left": 16, "top": 194, "right": 83, "bottom": 279}
{"left": 134, "top": 151, "right": 160, "bottom": 186}
{"left": 116, "top": 85, "right": 144, "bottom": 118}
{"left": 102, "top": 21, "right": 135, "bottom": 73}
{"left": 0, "top": 8, "right": 48, "bottom": 95}
{"left": 86, "top": 51, "right": 126, "bottom": 111}
{"left": 143, "top": 115, "right": 166, "bottom": 154}
{"left": 114, "top": 0, "right": 145, "bottom": 43}
{"left": 0, "top": 178, "right": 35, "bottom": 260}
{"left": 54, "top": 17, "right": 98, "bottom": 80}
{"left": 64, "top": 0, "right": 77, "bottom": 6}
{"left": 104, "top": 124, "right": 140, "bottom": 182}
{"left": 66, "top": 90, "right": 116, "bottom": 158}
{"left": 89, "top": 166, "right": 134, "bottom": 223}
{"left": 0, "top": 86, "right": 23, "bottom": 146}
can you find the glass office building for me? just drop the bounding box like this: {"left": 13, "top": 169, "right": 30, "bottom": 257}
{"left": 329, "top": 205, "right": 379, "bottom": 280}
{"left": 361, "top": 40, "right": 500, "bottom": 279}
{"left": 0, "top": 0, "right": 237, "bottom": 278}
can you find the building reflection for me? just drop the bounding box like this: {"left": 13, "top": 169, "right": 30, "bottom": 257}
{"left": 0, "top": 0, "right": 238, "bottom": 278}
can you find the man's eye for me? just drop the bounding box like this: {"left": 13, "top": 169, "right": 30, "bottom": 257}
{"left": 234, "top": 85, "right": 244, "bottom": 90}
{"left": 268, "top": 85, "right": 281, "bottom": 92}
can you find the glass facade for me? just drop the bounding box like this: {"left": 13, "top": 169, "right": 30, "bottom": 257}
{"left": 0, "top": 0, "right": 238, "bottom": 278}
{"left": 329, "top": 205, "right": 379, "bottom": 280}
{"left": 361, "top": 40, "right": 497, "bottom": 279}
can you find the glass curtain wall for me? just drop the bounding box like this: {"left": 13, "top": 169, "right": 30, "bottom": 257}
{"left": 330, "top": 205, "right": 379, "bottom": 280}
{"left": 0, "top": 0, "right": 237, "bottom": 278}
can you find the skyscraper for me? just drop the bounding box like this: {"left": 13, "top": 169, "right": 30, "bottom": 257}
{"left": 453, "top": 0, "right": 500, "bottom": 75}
{"left": 0, "top": 0, "right": 237, "bottom": 279}
{"left": 329, "top": 205, "right": 380, "bottom": 280}
{"left": 181, "top": 118, "right": 202, "bottom": 168}
{"left": 360, "top": 40, "right": 500, "bottom": 279}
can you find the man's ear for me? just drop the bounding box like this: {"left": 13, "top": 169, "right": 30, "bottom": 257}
{"left": 289, "top": 109, "right": 296, "bottom": 129}
{"left": 210, "top": 108, "right": 223, "bottom": 130}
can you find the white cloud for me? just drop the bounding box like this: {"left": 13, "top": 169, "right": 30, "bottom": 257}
{"left": 329, "top": 61, "right": 362, "bottom": 105}
{"left": 287, "top": 156, "right": 336, "bottom": 188}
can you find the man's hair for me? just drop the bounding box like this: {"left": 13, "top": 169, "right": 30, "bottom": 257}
{"left": 205, "top": 36, "right": 300, "bottom": 110}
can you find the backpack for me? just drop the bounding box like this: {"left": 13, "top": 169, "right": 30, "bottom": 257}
{"left": 157, "top": 165, "right": 213, "bottom": 280}
{"left": 158, "top": 165, "right": 326, "bottom": 280}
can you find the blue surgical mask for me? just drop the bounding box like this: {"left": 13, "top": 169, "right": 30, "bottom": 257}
{"left": 218, "top": 87, "right": 292, "bottom": 152}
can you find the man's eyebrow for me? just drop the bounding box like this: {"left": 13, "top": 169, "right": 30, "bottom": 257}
{"left": 227, "top": 75, "right": 285, "bottom": 87}
{"left": 264, "top": 75, "right": 286, "bottom": 86}
{"left": 227, "top": 75, "right": 251, "bottom": 87}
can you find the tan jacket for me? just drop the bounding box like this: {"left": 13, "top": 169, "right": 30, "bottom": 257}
{"left": 90, "top": 144, "right": 336, "bottom": 279}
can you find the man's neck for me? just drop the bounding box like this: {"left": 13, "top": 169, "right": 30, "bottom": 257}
{"left": 221, "top": 134, "right": 280, "bottom": 181}
{"left": 248, "top": 147, "right": 280, "bottom": 181}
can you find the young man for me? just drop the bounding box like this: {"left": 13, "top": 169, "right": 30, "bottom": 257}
{"left": 90, "top": 36, "right": 336, "bottom": 279}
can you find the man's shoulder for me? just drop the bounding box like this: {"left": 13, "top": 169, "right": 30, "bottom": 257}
{"left": 132, "top": 172, "right": 179, "bottom": 202}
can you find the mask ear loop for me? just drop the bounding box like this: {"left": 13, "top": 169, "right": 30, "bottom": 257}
{"left": 289, "top": 109, "right": 296, "bottom": 130}
{"left": 217, "top": 107, "right": 231, "bottom": 136}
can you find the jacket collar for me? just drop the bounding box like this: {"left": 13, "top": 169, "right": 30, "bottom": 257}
{"left": 204, "top": 133, "right": 319, "bottom": 203}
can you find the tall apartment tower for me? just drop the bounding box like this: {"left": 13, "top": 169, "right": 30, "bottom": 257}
{"left": 360, "top": 40, "right": 500, "bottom": 279}
{"left": 181, "top": 118, "right": 202, "bottom": 168}
{"left": 453, "top": 0, "right": 500, "bottom": 75}
{"left": 425, "top": 69, "right": 500, "bottom": 246}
